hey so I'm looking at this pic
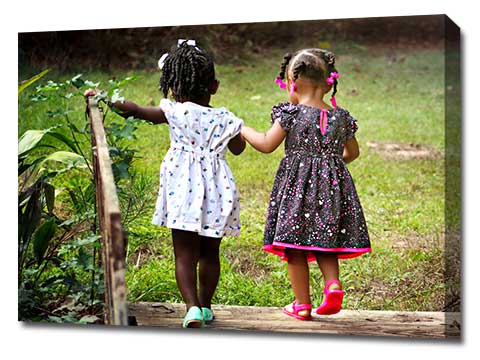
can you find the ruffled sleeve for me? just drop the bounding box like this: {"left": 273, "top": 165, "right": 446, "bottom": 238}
{"left": 344, "top": 110, "right": 359, "bottom": 140}
{"left": 227, "top": 111, "right": 244, "bottom": 137}
{"left": 270, "top": 102, "right": 299, "bottom": 132}
{"left": 159, "top": 98, "right": 176, "bottom": 122}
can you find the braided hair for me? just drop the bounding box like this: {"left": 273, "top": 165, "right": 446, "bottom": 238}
{"left": 159, "top": 41, "right": 216, "bottom": 102}
{"left": 277, "top": 48, "right": 338, "bottom": 97}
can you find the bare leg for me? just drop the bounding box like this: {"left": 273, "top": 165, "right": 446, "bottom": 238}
{"left": 172, "top": 229, "right": 201, "bottom": 310}
{"left": 315, "top": 252, "right": 341, "bottom": 290}
{"left": 198, "top": 235, "right": 222, "bottom": 309}
{"left": 314, "top": 252, "right": 344, "bottom": 315}
{"left": 284, "top": 249, "right": 311, "bottom": 316}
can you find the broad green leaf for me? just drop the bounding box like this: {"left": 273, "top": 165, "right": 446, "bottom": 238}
{"left": 47, "top": 131, "right": 79, "bottom": 153}
{"left": 71, "top": 74, "right": 85, "bottom": 89}
{"left": 44, "top": 183, "right": 55, "bottom": 215}
{"left": 112, "top": 161, "right": 130, "bottom": 180}
{"left": 66, "top": 121, "right": 81, "bottom": 133}
{"left": 20, "top": 123, "right": 79, "bottom": 154}
{"left": 19, "top": 188, "right": 42, "bottom": 246}
{"left": 18, "top": 126, "right": 61, "bottom": 157}
{"left": 19, "top": 162, "right": 57, "bottom": 195}
{"left": 18, "top": 155, "right": 46, "bottom": 177}
{"left": 84, "top": 80, "right": 100, "bottom": 88}
{"left": 32, "top": 217, "right": 57, "bottom": 264}
{"left": 108, "top": 122, "right": 136, "bottom": 140}
{"left": 58, "top": 234, "right": 101, "bottom": 255}
{"left": 74, "top": 234, "right": 101, "bottom": 246}
{"left": 48, "top": 316, "right": 64, "bottom": 323}
{"left": 42, "top": 151, "right": 87, "bottom": 167}
{"left": 78, "top": 315, "right": 99, "bottom": 324}
{"left": 18, "top": 130, "right": 49, "bottom": 158}
{"left": 18, "top": 69, "right": 50, "bottom": 94}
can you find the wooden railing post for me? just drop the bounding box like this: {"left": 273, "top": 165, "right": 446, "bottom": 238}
{"left": 87, "top": 98, "right": 128, "bottom": 326}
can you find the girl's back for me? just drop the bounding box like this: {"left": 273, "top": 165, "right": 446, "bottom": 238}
{"left": 161, "top": 99, "right": 242, "bottom": 157}
{"left": 274, "top": 102, "right": 357, "bottom": 158}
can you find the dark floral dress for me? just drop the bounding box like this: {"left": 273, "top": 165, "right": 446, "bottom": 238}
{"left": 263, "top": 102, "right": 371, "bottom": 262}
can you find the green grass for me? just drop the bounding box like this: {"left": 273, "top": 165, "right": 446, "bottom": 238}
{"left": 19, "top": 46, "right": 456, "bottom": 311}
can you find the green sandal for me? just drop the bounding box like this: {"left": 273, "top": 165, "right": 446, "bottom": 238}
{"left": 202, "top": 307, "right": 215, "bottom": 323}
{"left": 182, "top": 306, "right": 204, "bottom": 328}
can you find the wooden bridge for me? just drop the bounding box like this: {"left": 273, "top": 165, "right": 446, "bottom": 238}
{"left": 87, "top": 98, "right": 461, "bottom": 339}
{"left": 128, "top": 302, "right": 460, "bottom": 339}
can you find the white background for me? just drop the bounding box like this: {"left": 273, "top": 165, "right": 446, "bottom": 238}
{"left": 3, "top": 0, "right": 478, "bottom": 359}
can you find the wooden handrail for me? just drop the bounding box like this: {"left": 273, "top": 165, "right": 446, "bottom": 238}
{"left": 87, "top": 98, "right": 128, "bottom": 326}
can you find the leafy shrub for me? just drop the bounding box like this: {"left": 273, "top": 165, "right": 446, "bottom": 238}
{"left": 18, "top": 72, "right": 151, "bottom": 323}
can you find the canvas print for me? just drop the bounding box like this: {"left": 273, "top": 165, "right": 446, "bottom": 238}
{"left": 18, "top": 14, "right": 461, "bottom": 339}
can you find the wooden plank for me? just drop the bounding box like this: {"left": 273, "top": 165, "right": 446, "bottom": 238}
{"left": 127, "top": 302, "right": 461, "bottom": 339}
{"left": 88, "top": 98, "right": 128, "bottom": 326}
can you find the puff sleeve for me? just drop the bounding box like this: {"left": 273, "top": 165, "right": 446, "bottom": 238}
{"left": 270, "top": 102, "right": 299, "bottom": 132}
{"left": 345, "top": 111, "right": 359, "bottom": 140}
{"left": 159, "top": 98, "right": 176, "bottom": 121}
{"left": 227, "top": 111, "right": 244, "bottom": 138}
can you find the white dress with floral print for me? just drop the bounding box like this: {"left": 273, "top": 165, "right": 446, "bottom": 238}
{"left": 152, "top": 99, "right": 243, "bottom": 238}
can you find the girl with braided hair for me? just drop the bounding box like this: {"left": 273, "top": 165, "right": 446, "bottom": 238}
{"left": 85, "top": 40, "right": 246, "bottom": 328}
{"left": 241, "top": 48, "right": 371, "bottom": 320}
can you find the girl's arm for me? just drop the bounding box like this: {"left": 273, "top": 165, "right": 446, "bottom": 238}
{"left": 84, "top": 89, "right": 166, "bottom": 124}
{"left": 343, "top": 137, "right": 360, "bottom": 163}
{"left": 240, "top": 121, "right": 286, "bottom": 154}
{"left": 227, "top": 133, "right": 246, "bottom": 155}
{"left": 111, "top": 100, "right": 167, "bottom": 125}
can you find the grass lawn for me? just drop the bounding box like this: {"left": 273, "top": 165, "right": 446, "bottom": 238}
{"left": 19, "top": 45, "right": 458, "bottom": 311}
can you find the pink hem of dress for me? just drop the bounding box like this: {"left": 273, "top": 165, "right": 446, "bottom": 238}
{"left": 263, "top": 242, "right": 371, "bottom": 262}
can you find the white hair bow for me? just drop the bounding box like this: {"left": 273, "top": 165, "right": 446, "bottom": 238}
{"left": 177, "top": 39, "right": 196, "bottom": 47}
{"left": 158, "top": 39, "right": 198, "bottom": 70}
{"left": 158, "top": 53, "right": 169, "bottom": 70}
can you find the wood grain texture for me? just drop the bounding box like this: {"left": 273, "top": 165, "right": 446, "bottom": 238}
{"left": 88, "top": 98, "right": 128, "bottom": 326}
{"left": 128, "top": 302, "right": 461, "bottom": 339}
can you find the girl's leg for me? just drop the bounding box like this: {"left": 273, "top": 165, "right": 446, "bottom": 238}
{"left": 314, "top": 252, "right": 343, "bottom": 315}
{"left": 198, "top": 235, "right": 222, "bottom": 309}
{"left": 172, "top": 229, "right": 201, "bottom": 310}
{"left": 285, "top": 249, "right": 311, "bottom": 316}
{"left": 315, "top": 252, "right": 341, "bottom": 290}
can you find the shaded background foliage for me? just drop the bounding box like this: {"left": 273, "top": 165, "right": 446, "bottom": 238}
{"left": 19, "top": 15, "right": 445, "bottom": 73}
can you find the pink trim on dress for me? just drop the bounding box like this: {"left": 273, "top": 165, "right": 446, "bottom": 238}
{"left": 263, "top": 242, "right": 371, "bottom": 262}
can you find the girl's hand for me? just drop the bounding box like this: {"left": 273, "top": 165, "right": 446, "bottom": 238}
{"left": 83, "top": 89, "right": 98, "bottom": 97}
{"left": 227, "top": 133, "right": 246, "bottom": 156}
{"left": 343, "top": 137, "right": 360, "bottom": 163}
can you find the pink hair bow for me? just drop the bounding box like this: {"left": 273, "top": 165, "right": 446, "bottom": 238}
{"left": 326, "top": 72, "right": 339, "bottom": 85}
{"left": 275, "top": 77, "right": 287, "bottom": 89}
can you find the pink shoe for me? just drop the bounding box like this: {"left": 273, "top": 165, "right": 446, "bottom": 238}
{"left": 315, "top": 279, "right": 344, "bottom": 315}
{"left": 282, "top": 300, "right": 312, "bottom": 321}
